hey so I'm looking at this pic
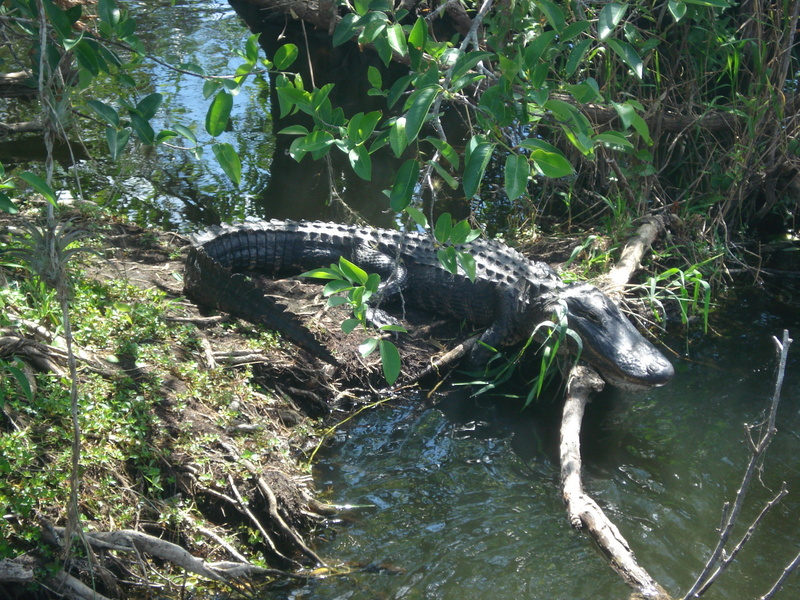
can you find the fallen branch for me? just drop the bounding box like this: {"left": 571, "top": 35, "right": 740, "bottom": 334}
{"left": 560, "top": 367, "right": 673, "bottom": 599}
{"left": 52, "top": 526, "right": 304, "bottom": 583}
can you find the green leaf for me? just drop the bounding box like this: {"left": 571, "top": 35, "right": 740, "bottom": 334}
{"left": 426, "top": 137, "right": 459, "bottom": 169}
{"left": 324, "top": 280, "right": 353, "bottom": 296}
{"left": 98, "top": 0, "right": 121, "bottom": 27}
{"left": 278, "top": 124, "right": 309, "bottom": 136}
{"left": 389, "top": 159, "right": 419, "bottom": 212}
{"left": 245, "top": 34, "right": 260, "bottom": 64}
{"left": 463, "top": 141, "right": 494, "bottom": 198}
{"left": 594, "top": 131, "right": 634, "bottom": 150}
{"left": 537, "top": 0, "right": 566, "bottom": 33}
{"left": 342, "top": 318, "right": 361, "bottom": 334}
{"left": 273, "top": 43, "right": 299, "bottom": 70}
{"left": 359, "top": 337, "right": 378, "bottom": 357}
{"left": 387, "top": 23, "right": 408, "bottom": 57}
{"left": 429, "top": 160, "right": 458, "bottom": 190}
{"left": 408, "top": 17, "right": 428, "bottom": 51}
{"left": 212, "top": 142, "right": 242, "bottom": 186}
{"left": 405, "top": 206, "right": 428, "bottom": 229}
{"left": 19, "top": 172, "right": 56, "bottom": 205}
{"left": 300, "top": 267, "right": 342, "bottom": 280}
{"left": 683, "top": 0, "right": 730, "bottom": 7}
{"left": 339, "top": 257, "right": 368, "bottom": 285}
{"left": 86, "top": 99, "right": 119, "bottom": 127}
{"left": 205, "top": 91, "right": 233, "bottom": 137}
{"left": 449, "top": 220, "right": 473, "bottom": 244}
{"left": 43, "top": 0, "right": 74, "bottom": 39}
{"left": 504, "top": 154, "right": 529, "bottom": 200}
{"left": 565, "top": 38, "right": 592, "bottom": 77}
{"left": 607, "top": 39, "right": 643, "bottom": 79}
{"left": 368, "top": 65, "right": 383, "bottom": 89}
{"left": 598, "top": 3, "right": 628, "bottom": 41}
{"left": 333, "top": 13, "right": 360, "bottom": 47}
{"left": 106, "top": 127, "right": 131, "bottom": 161}
{"left": 668, "top": 0, "right": 687, "bottom": 21}
{"left": 379, "top": 340, "right": 402, "bottom": 385}
{"left": 135, "top": 93, "right": 163, "bottom": 120}
{"left": 451, "top": 50, "right": 494, "bottom": 82}
{"left": 390, "top": 116, "right": 408, "bottom": 157}
{"left": 434, "top": 213, "right": 453, "bottom": 244}
{"left": 436, "top": 246, "right": 458, "bottom": 274}
{"left": 203, "top": 79, "right": 221, "bottom": 100}
{"left": 0, "top": 193, "right": 18, "bottom": 214}
{"left": 405, "top": 86, "right": 439, "bottom": 144}
{"left": 173, "top": 124, "right": 197, "bottom": 144}
{"left": 456, "top": 251, "right": 477, "bottom": 283}
{"left": 348, "top": 145, "right": 372, "bottom": 181}
{"left": 130, "top": 113, "right": 155, "bottom": 144}
{"left": 531, "top": 149, "right": 575, "bottom": 178}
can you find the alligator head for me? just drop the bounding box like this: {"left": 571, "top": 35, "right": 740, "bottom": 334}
{"left": 558, "top": 283, "right": 674, "bottom": 389}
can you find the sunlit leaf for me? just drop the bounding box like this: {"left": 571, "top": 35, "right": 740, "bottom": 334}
{"left": 462, "top": 141, "right": 494, "bottom": 198}
{"left": 594, "top": 131, "right": 634, "bottom": 149}
{"left": 436, "top": 246, "right": 458, "bottom": 274}
{"left": 97, "top": 0, "right": 120, "bottom": 27}
{"left": 434, "top": 213, "right": 453, "bottom": 244}
{"left": 359, "top": 337, "right": 378, "bottom": 357}
{"left": 173, "top": 124, "right": 197, "bottom": 144}
{"left": 136, "top": 94, "right": 163, "bottom": 120}
{"left": 390, "top": 116, "right": 408, "bottom": 157}
{"left": 537, "top": 0, "right": 566, "bottom": 33}
{"left": 205, "top": 91, "right": 233, "bottom": 137}
{"left": 389, "top": 159, "right": 419, "bottom": 212}
{"left": 530, "top": 149, "right": 575, "bottom": 178}
{"left": 348, "top": 145, "right": 372, "bottom": 181}
{"left": 19, "top": 172, "right": 56, "bottom": 205}
{"left": 339, "top": 257, "right": 368, "bottom": 285}
{"left": 668, "top": 0, "right": 687, "bottom": 21}
{"left": 379, "top": 340, "right": 402, "bottom": 385}
{"left": 387, "top": 23, "right": 408, "bottom": 57}
{"left": 212, "top": 142, "right": 241, "bottom": 186}
{"left": 456, "top": 251, "right": 477, "bottom": 283}
{"left": 504, "top": 154, "right": 529, "bottom": 200}
{"left": 405, "top": 206, "right": 428, "bottom": 229}
{"left": 607, "top": 39, "right": 643, "bottom": 79}
{"left": 598, "top": 3, "right": 628, "bottom": 41}
{"left": 405, "top": 86, "right": 439, "bottom": 143}
{"left": 273, "top": 43, "right": 298, "bottom": 70}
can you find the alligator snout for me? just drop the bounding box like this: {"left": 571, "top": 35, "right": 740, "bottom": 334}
{"left": 561, "top": 284, "right": 675, "bottom": 389}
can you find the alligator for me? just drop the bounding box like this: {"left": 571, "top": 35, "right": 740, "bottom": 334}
{"left": 184, "top": 220, "right": 674, "bottom": 389}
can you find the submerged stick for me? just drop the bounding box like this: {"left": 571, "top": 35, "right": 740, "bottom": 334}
{"left": 560, "top": 367, "right": 672, "bottom": 600}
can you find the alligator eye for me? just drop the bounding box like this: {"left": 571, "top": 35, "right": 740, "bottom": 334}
{"left": 574, "top": 308, "right": 602, "bottom": 325}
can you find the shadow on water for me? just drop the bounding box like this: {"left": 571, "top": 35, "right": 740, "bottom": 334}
{"left": 286, "top": 285, "right": 800, "bottom": 600}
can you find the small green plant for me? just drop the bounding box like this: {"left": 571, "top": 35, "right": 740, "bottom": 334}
{"left": 636, "top": 258, "right": 718, "bottom": 333}
{"left": 301, "top": 257, "right": 406, "bottom": 385}
{"left": 465, "top": 301, "right": 582, "bottom": 407}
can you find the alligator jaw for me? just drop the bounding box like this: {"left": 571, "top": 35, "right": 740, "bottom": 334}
{"left": 559, "top": 283, "right": 675, "bottom": 389}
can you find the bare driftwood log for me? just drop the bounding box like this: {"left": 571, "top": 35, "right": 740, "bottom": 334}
{"left": 559, "top": 216, "right": 673, "bottom": 600}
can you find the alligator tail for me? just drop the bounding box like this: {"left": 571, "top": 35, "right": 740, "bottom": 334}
{"left": 184, "top": 245, "right": 338, "bottom": 366}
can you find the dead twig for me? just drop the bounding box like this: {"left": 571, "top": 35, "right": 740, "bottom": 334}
{"left": 683, "top": 330, "right": 793, "bottom": 599}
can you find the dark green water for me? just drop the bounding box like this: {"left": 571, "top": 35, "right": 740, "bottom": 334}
{"left": 298, "top": 288, "right": 800, "bottom": 600}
